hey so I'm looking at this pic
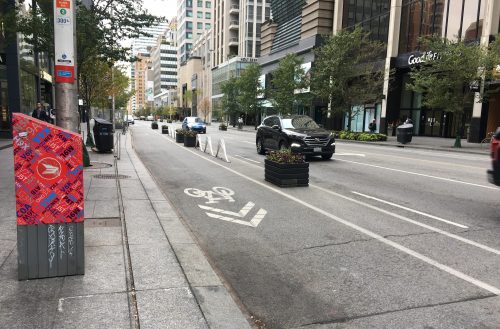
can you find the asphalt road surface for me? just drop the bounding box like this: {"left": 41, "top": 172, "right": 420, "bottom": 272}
{"left": 128, "top": 120, "right": 500, "bottom": 329}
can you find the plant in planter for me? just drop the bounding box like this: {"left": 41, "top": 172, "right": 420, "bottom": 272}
{"left": 175, "top": 129, "right": 185, "bottom": 143}
{"left": 265, "top": 150, "right": 309, "bottom": 187}
{"left": 183, "top": 130, "right": 198, "bottom": 147}
{"left": 219, "top": 122, "right": 227, "bottom": 131}
{"left": 161, "top": 125, "right": 169, "bottom": 134}
{"left": 151, "top": 121, "right": 159, "bottom": 129}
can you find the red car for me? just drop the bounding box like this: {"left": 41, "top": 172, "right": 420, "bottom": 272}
{"left": 487, "top": 127, "right": 500, "bottom": 186}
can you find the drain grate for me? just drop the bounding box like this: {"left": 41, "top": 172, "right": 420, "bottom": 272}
{"left": 93, "top": 174, "right": 130, "bottom": 179}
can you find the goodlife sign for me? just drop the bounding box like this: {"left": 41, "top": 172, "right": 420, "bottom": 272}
{"left": 54, "top": 0, "right": 75, "bottom": 84}
{"left": 408, "top": 50, "right": 440, "bottom": 66}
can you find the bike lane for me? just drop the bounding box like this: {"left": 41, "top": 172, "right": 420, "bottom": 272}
{"left": 130, "top": 125, "right": 500, "bottom": 329}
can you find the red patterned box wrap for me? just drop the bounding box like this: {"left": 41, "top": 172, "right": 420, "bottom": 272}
{"left": 12, "top": 113, "right": 84, "bottom": 225}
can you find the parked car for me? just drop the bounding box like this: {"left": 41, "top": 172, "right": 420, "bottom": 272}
{"left": 182, "top": 116, "right": 207, "bottom": 133}
{"left": 256, "top": 115, "right": 335, "bottom": 159}
{"left": 487, "top": 127, "right": 500, "bottom": 186}
{"left": 125, "top": 115, "right": 134, "bottom": 125}
{"left": 139, "top": 116, "right": 145, "bottom": 120}
{"left": 146, "top": 115, "right": 154, "bottom": 121}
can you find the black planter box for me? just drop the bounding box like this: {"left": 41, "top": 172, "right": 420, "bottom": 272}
{"left": 151, "top": 122, "right": 158, "bottom": 129}
{"left": 219, "top": 126, "right": 227, "bottom": 131}
{"left": 184, "top": 135, "right": 197, "bottom": 147}
{"left": 264, "top": 159, "right": 309, "bottom": 187}
{"left": 175, "top": 134, "right": 184, "bottom": 143}
{"left": 161, "top": 125, "right": 169, "bottom": 134}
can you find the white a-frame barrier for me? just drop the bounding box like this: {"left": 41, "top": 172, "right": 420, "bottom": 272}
{"left": 196, "top": 134, "right": 230, "bottom": 163}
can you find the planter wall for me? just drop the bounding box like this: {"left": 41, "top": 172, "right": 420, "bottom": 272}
{"left": 175, "top": 134, "right": 184, "bottom": 143}
{"left": 151, "top": 122, "right": 158, "bottom": 129}
{"left": 161, "top": 126, "right": 169, "bottom": 134}
{"left": 184, "top": 135, "right": 197, "bottom": 147}
{"left": 264, "top": 159, "right": 309, "bottom": 187}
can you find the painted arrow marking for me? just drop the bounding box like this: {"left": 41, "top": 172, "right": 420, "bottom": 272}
{"left": 199, "top": 202, "right": 267, "bottom": 227}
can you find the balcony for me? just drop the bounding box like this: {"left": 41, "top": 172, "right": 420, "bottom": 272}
{"left": 228, "top": 20, "right": 239, "bottom": 30}
{"left": 229, "top": 4, "right": 239, "bottom": 14}
{"left": 228, "top": 37, "right": 239, "bottom": 46}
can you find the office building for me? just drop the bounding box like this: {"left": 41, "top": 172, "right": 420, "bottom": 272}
{"left": 177, "top": 0, "right": 213, "bottom": 63}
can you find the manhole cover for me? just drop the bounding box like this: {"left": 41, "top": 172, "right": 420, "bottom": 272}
{"left": 85, "top": 162, "right": 113, "bottom": 170}
{"left": 93, "top": 174, "right": 130, "bottom": 179}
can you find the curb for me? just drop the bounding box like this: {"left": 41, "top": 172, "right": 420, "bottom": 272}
{"left": 336, "top": 139, "right": 490, "bottom": 156}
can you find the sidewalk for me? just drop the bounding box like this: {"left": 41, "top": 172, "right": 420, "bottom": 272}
{"left": 0, "top": 132, "right": 251, "bottom": 328}
{"left": 0, "top": 138, "right": 12, "bottom": 150}
{"left": 227, "top": 125, "right": 490, "bottom": 155}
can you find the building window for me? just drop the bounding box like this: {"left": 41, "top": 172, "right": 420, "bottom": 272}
{"left": 186, "top": 0, "right": 192, "bottom": 7}
{"left": 205, "top": 23, "right": 211, "bottom": 30}
{"left": 205, "top": 12, "right": 211, "bottom": 19}
{"left": 206, "top": 1, "right": 211, "bottom": 8}
{"left": 187, "top": 10, "right": 193, "bottom": 17}
{"left": 186, "top": 32, "right": 193, "bottom": 39}
{"left": 186, "top": 21, "right": 193, "bottom": 29}
{"left": 197, "top": 0, "right": 202, "bottom": 6}
{"left": 196, "top": 22, "right": 202, "bottom": 29}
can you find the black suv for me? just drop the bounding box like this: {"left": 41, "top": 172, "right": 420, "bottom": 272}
{"left": 256, "top": 115, "right": 335, "bottom": 159}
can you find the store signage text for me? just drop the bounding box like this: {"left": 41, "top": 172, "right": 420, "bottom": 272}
{"left": 408, "top": 51, "right": 440, "bottom": 66}
{"left": 54, "top": 0, "right": 75, "bottom": 84}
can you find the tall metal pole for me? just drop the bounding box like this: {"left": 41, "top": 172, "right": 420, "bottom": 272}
{"left": 54, "top": 0, "right": 79, "bottom": 133}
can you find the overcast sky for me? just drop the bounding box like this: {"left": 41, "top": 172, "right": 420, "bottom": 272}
{"left": 143, "top": 0, "right": 177, "bottom": 20}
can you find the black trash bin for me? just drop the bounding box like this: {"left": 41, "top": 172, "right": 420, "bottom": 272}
{"left": 93, "top": 117, "right": 114, "bottom": 152}
{"left": 396, "top": 124, "right": 413, "bottom": 144}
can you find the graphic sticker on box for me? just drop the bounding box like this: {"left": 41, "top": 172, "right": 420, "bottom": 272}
{"left": 12, "top": 113, "right": 84, "bottom": 225}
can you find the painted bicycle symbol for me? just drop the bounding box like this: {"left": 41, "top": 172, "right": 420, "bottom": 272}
{"left": 184, "top": 186, "right": 235, "bottom": 204}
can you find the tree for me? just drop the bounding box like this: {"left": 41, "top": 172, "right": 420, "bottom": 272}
{"left": 312, "top": 27, "right": 386, "bottom": 130}
{"left": 408, "top": 36, "right": 487, "bottom": 147}
{"left": 269, "top": 54, "right": 310, "bottom": 114}
{"left": 220, "top": 76, "right": 240, "bottom": 126}
{"left": 182, "top": 90, "right": 193, "bottom": 116}
{"left": 198, "top": 97, "right": 211, "bottom": 123}
{"left": 237, "top": 63, "right": 263, "bottom": 128}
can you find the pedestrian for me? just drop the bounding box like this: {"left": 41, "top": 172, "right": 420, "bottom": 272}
{"left": 32, "top": 102, "right": 50, "bottom": 122}
{"left": 368, "top": 119, "right": 376, "bottom": 133}
{"left": 238, "top": 116, "right": 243, "bottom": 129}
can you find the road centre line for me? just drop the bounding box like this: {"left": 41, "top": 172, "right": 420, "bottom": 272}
{"left": 151, "top": 131, "right": 500, "bottom": 295}
{"left": 351, "top": 191, "right": 468, "bottom": 228}
{"left": 335, "top": 158, "right": 500, "bottom": 191}
{"left": 311, "top": 184, "right": 500, "bottom": 256}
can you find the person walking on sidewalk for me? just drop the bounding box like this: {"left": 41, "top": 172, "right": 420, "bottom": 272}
{"left": 237, "top": 116, "right": 243, "bottom": 130}
{"left": 32, "top": 102, "right": 50, "bottom": 122}
{"left": 368, "top": 119, "right": 376, "bottom": 133}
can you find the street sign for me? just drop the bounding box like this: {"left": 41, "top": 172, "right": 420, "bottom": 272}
{"left": 54, "top": 0, "right": 74, "bottom": 84}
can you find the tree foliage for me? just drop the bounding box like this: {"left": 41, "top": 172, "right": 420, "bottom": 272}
{"left": 408, "top": 36, "right": 486, "bottom": 114}
{"left": 269, "top": 54, "right": 310, "bottom": 114}
{"left": 311, "top": 27, "right": 386, "bottom": 126}
{"left": 198, "top": 96, "right": 211, "bottom": 123}
{"left": 237, "top": 64, "right": 263, "bottom": 127}
{"left": 220, "top": 76, "right": 240, "bottom": 121}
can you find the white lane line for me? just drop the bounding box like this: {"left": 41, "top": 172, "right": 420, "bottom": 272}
{"left": 233, "top": 155, "right": 261, "bottom": 164}
{"left": 311, "top": 184, "right": 500, "bottom": 256}
{"left": 351, "top": 191, "right": 469, "bottom": 229}
{"left": 152, "top": 132, "right": 500, "bottom": 295}
{"left": 335, "top": 158, "right": 500, "bottom": 191}
{"left": 335, "top": 153, "right": 366, "bottom": 157}
{"left": 242, "top": 141, "right": 255, "bottom": 145}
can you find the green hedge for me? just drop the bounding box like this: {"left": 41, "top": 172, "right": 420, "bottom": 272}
{"left": 335, "top": 130, "right": 387, "bottom": 142}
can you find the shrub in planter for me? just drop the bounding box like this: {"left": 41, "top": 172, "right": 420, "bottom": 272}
{"left": 219, "top": 122, "right": 227, "bottom": 131}
{"left": 175, "top": 129, "right": 185, "bottom": 143}
{"left": 183, "top": 130, "right": 198, "bottom": 147}
{"left": 265, "top": 150, "right": 309, "bottom": 187}
{"left": 151, "top": 121, "right": 159, "bottom": 129}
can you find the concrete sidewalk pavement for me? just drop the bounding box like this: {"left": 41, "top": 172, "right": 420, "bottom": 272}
{"left": 0, "top": 131, "right": 251, "bottom": 328}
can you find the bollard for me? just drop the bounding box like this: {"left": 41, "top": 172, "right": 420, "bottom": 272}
{"left": 13, "top": 113, "right": 85, "bottom": 280}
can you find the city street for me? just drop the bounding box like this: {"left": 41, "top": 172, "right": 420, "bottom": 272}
{"left": 130, "top": 120, "right": 500, "bottom": 329}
